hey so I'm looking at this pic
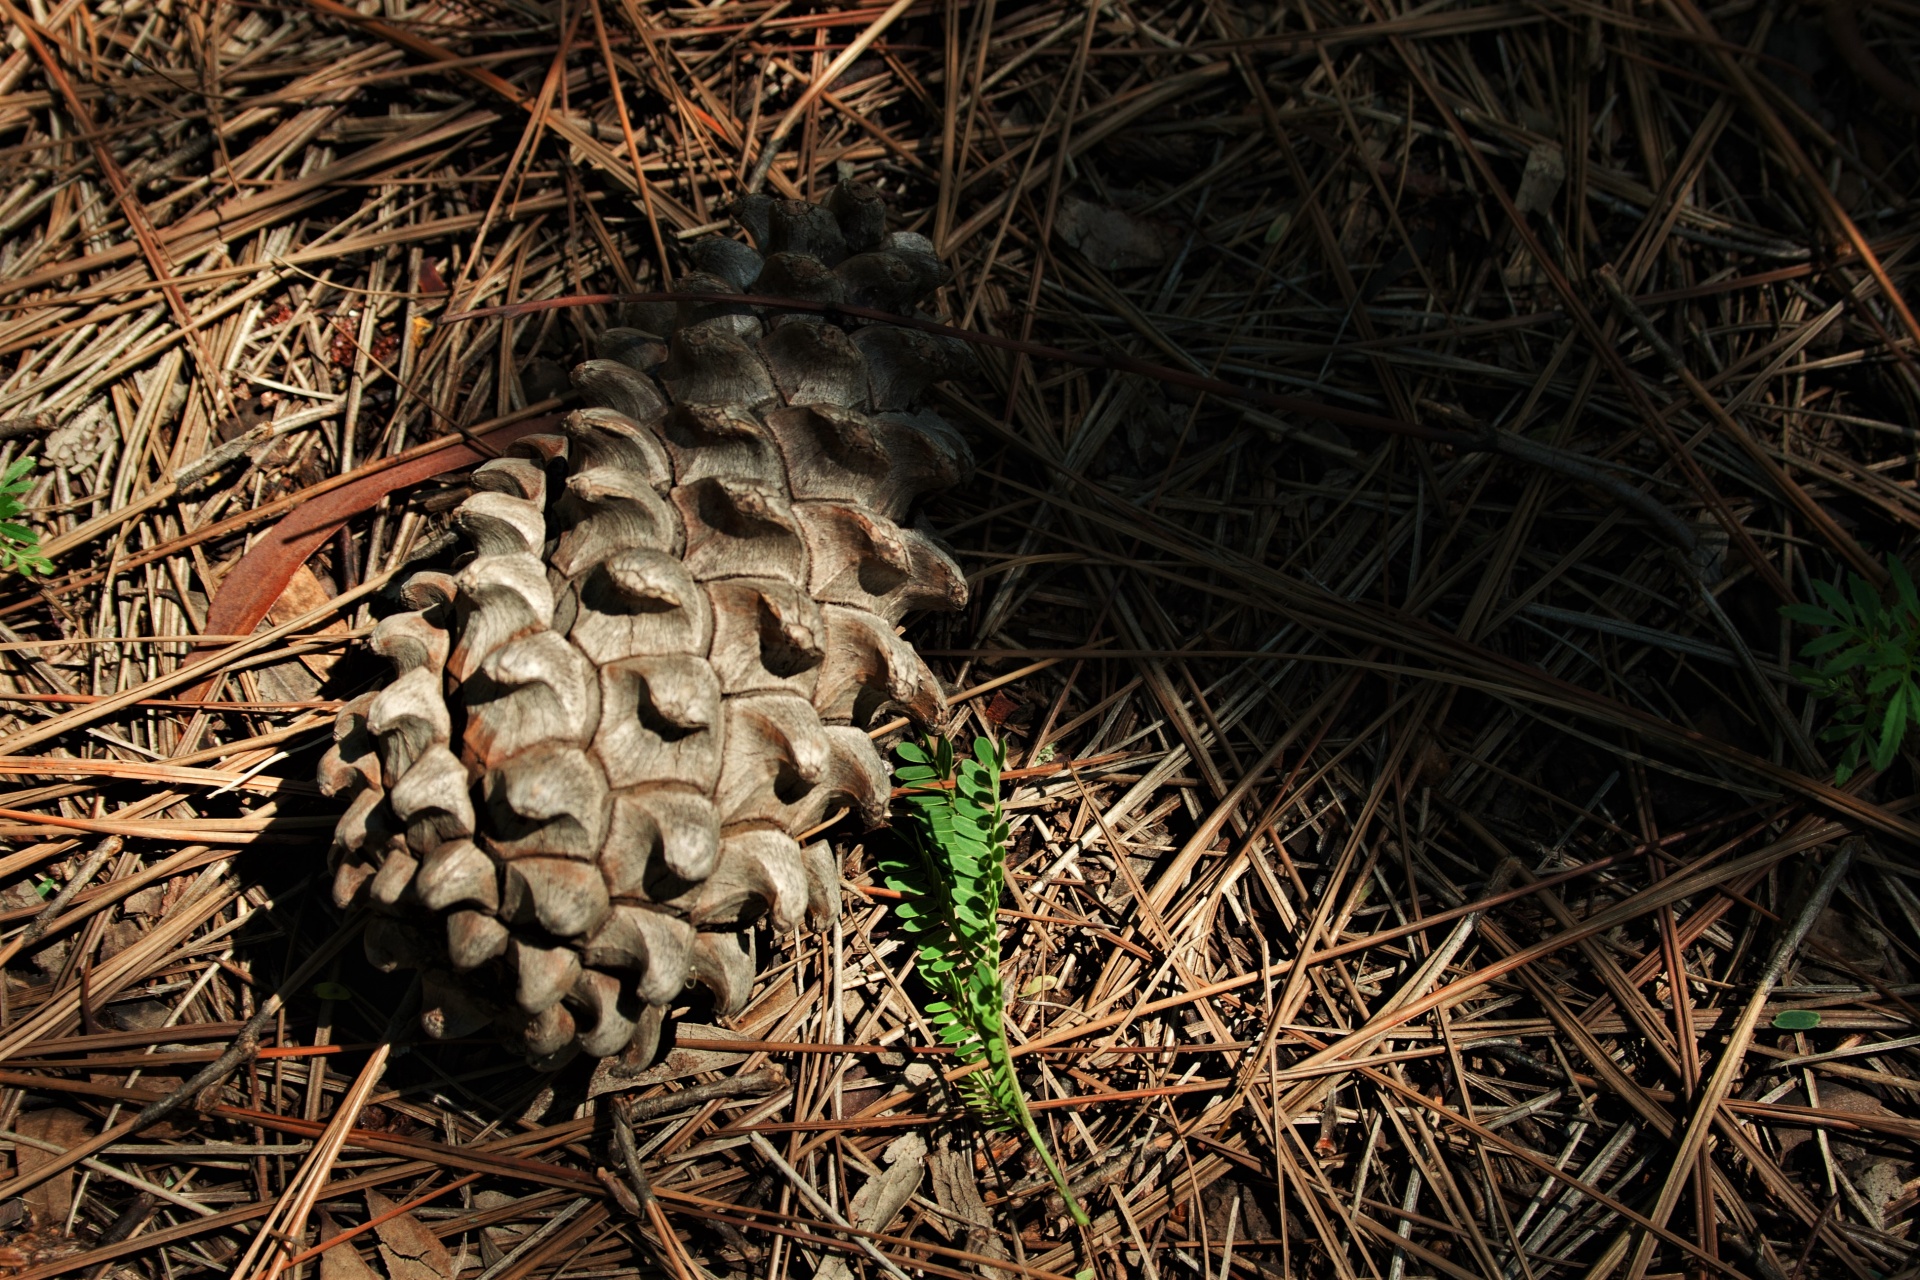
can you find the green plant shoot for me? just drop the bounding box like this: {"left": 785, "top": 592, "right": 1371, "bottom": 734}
{"left": 881, "top": 735, "right": 1089, "bottom": 1227}
{"left": 1783, "top": 554, "right": 1920, "bottom": 781}
{"left": 0, "top": 456, "right": 50, "bottom": 577}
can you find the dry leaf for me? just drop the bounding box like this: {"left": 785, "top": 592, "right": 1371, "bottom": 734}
{"left": 929, "top": 1133, "right": 1011, "bottom": 1280}
{"left": 1772, "top": 1082, "right": 1892, "bottom": 1165}
{"left": 320, "top": 1208, "right": 384, "bottom": 1280}
{"left": 1055, "top": 195, "right": 1178, "bottom": 270}
{"left": 322, "top": 1244, "right": 384, "bottom": 1280}
{"left": 368, "top": 1190, "right": 454, "bottom": 1280}
{"left": 265, "top": 562, "right": 349, "bottom": 631}
{"left": 817, "top": 1133, "right": 927, "bottom": 1280}
{"left": 1514, "top": 142, "right": 1566, "bottom": 214}
{"left": 381, "top": 1247, "right": 446, "bottom": 1280}
{"left": 263, "top": 562, "right": 352, "bottom": 684}
{"left": 15, "top": 1109, "right": 92, "bottom": 1230}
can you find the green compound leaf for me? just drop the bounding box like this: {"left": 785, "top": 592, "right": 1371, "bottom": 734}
{"left": 1894, "top": 557, "right": 1920, "bottom": 617}
{"left": 1772, "top": 1010, "right": 1822, "bottom": 1031}
{"left": 881, "top": 734, "right": 1089, "bottom": 1227}
{"left": 1812, "top": 578, "right": 1854, "bottom": 620}
{"left": 1851, "top": 573, "right": 1883, "bottom": 622}
{"left": 1782, "top": 603, "right": 1840, "bottom": 628}
{"left": 1784, "top": 557, "right": 1920, "bottom": 783}
{"left": 0, "top": 457, "right": 48, "bottom": 577}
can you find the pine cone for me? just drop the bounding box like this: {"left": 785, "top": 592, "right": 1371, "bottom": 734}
{"left": 318, "top": 184, "right": 972, "bottom": 1068}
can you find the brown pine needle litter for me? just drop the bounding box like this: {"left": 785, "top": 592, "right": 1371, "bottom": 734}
{"left": 0, "top": 2, "right": 1918, "bottom": 1280}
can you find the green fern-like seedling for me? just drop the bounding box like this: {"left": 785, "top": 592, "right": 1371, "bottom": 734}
{"left": 881, "top": 735, "right": 1089, "bottom": 1227}
{"left": 1783, "top": 554, "right": 1920, "bottom": 781}
{"left": 0, "top": 456, "right": 50, "bottom": 577}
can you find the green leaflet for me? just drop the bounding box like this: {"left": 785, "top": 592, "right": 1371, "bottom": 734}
{"left": 1783, "top": 555, "right": 1920, "bottom": 781}
{"left": 0, "top": 456, "right": 49, "bottom": 577}
{"left": 885, "top": 735, "right": 1089, "bottom": 1227}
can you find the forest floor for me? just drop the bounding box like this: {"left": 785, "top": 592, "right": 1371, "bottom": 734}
{"left": 0, "top": 3, "right": 1918, "bottom": 1280}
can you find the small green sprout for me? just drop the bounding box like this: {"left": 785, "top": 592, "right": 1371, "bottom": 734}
{"left": 0, "top": 456, "right": 50, "bottom": 577}
{"left": 1783, "top": 555, "right": 1920, "bottom": 782}
{"left": 881, "top": 735, "right": 1089, "bottom": 1227}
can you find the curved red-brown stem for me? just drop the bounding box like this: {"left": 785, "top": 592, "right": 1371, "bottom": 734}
{"left": 192, "top": 415, "right": 561, "bottom": 700}
{"left": 1827, "top": 0, "right": 1920, "bottom": 115}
